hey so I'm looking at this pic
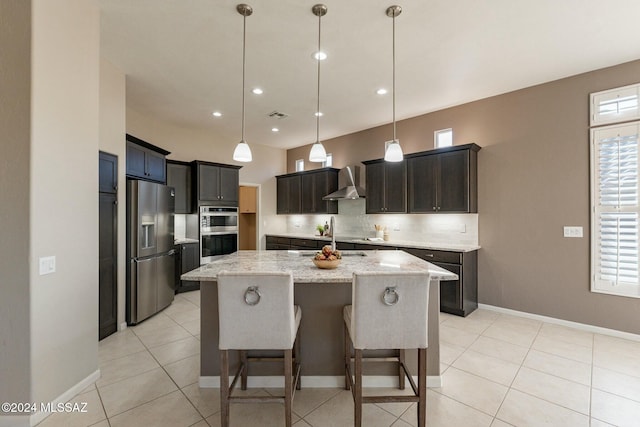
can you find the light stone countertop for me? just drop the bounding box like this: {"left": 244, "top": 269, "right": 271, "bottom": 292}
{"left": 181, "top": 249, "right": 458, "bottom": 283}
{"left": 174, "top": 238, "right": 199, "bottom": 245}
{"left": 267, "top": 233, "right": 480, "bottom": 253}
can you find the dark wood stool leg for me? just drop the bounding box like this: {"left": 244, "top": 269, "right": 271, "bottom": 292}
{"left": 284, "top": 349, "right": 293, "bottom": 427}
{"left": 344, "top": 320, "right": 351, "bottom": 390}
{"left": 398, "top": 349, "right": 406, "bottom": 390}
{"left": 417, "top": 348, "right": 427, "bottom": 427}
{"left": 354, "top": 349, "right": 363, "bottom": 427}
{"left": 240, "top": 350, "right": 248, "bottom": 390}
{"left": 220, "top": 350, "right": 230, "bottom": 427}
{"left": 294, "top": 327, "right": 301, "bottom": 390}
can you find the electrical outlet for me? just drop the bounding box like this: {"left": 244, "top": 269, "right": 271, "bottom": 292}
{"left": 563, "top": 226, "right": 583, "bottom": 238}
{"left": 393, "top": 223, "right": 400, "bottom": 231}
{"left": 294, "top": 222, "right": 301, "bottom": 228}
{"left": 39, "top": 256, "right": 56, "bottom": 275}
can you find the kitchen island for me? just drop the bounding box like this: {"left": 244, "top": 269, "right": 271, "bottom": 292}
{"left": 182, "top": 249, "right": 457, "bottom": 388}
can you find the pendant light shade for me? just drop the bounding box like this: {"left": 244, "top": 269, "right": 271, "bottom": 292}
{"left": 233, "top": 140, "right": 252, "bottom": 162}
{"left": 384, "top": 5, "right": 404, "bottom": 163}
{"left": 309, "top": 4, "right": 328, "bottom": 163}
{"left": 233, "top": 4, "right": 253, "bottom": 163}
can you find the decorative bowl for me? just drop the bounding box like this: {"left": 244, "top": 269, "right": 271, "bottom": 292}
{"left": 313, "top": 258, "right": 341, "bottom": 269}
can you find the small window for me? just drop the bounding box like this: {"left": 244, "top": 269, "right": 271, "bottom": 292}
{"left": 591, "top": 83, "right": 640, "bottom": 126}
{"left": 322, "top": 153, "right": 333, "bottom": 168}
{"left": 295, "top": 159, "right": 304, "bottom": 172}
{"left": 435, "top": 129, "right": 453, "bottom": 148}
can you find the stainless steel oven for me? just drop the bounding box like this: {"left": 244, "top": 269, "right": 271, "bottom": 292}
{"left": 200, "top": 206, "right": 238, "bottom": 264}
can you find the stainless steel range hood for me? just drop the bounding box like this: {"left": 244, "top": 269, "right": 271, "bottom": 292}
{"left": 323, "top": 166, "right": 366, "bottom": 200}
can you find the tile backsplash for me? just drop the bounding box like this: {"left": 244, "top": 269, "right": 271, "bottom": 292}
{"left": 285, "top": 199, "right": 478, "bottom": 246}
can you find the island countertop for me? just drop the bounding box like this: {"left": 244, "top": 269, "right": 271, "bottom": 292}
{"left": 181, "top": 249, "right": 458, "bottom": 283}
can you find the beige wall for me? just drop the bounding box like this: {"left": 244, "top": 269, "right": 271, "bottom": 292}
{"left": 288, "top": 59, "right": 640, "bottom": 335}
{"left": 0, "top": 0, "right": 32, "bottom": 414}
{"left": 126, "top": 108, "right": 288, "bottom": 247}
{"left": 99, "top": 59, "right": 127, "bottom": 329}
{"left": 30, "top": 0, "right": 100, "bottom": 406}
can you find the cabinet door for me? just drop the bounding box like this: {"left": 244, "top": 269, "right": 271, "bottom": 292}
{"left": 438, "top": 150, "right": 469, "bottom": 212}
{"left": 277, "top": 177, "right": 290, "bottom": 214}
{"left": 145, "top": 150, "right": 166, "bottom": 183}
{"left": 167, "top": 162, "right": 192, "bottom": 214}
{"left": 181, "top": 243, "right": 200, "bottom": 272}
{"left": 239, "top": 186, "right": 257, "bottom": 213}
{"left": 219, "top": 166, "right": 239, "bottom": 205}
{"left": 99, "top": 192, "right": 117, "bottom": 340}
{"left": 288, "top": 176, "right": 301, "bottom": 214}
{"left": 434, "top": 262, "right": 462, "bottom": 314}
{"left": 199, "top": 164, "right": 220, "bottom": 201}
{"left": 126, "top": 142, "right": 146, "bottom": 179}
{"left": 365, "top": 162, "right": 386, "bottom": 213}
{"left": 408, "top": 155, "right": 438, "bottom": 213}
{"left": 384, "top": 161, "right": 406, "bottom": 213}
{"left": 99, "top": 151, "right": 118, "bottom": 194}
{"left": 301, "top": 173, "right": 316, "bottom": 213}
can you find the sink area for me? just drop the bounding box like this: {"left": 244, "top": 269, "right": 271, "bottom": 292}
{"left": 339, "top": 251, "right": 368, "bottom": 257}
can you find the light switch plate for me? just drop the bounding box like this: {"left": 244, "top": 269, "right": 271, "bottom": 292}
{"left": 39, "top": 256, "right": 56, "bottom": 275}
{"left": 563, "top": 226, "right": 583, "bottom": 238}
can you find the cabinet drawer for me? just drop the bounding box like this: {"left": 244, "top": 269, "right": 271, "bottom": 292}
{"left": 289, "top": 238, "right": 320, "bottom": 249}
{"left": 266, "top": 236, "right": 290, "bottom": 246}
{"left": 402, "top": 247, "right": 462, "bottom": 264}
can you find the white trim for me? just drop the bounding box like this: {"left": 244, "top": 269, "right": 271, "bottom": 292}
{"left": 28, "top": 370, "right": 101, "bottom": 426}
{"left": 0, "top": 415, "right": 29, "bottom": 427}
{"left": 478, "top": 304, "right": 640, "bottom": 342}
{"left": 200, "top": 375, "right": 442, "bottom": 389}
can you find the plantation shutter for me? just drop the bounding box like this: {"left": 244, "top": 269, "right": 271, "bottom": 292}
{"left": 591, "top": 83, "right": 640, "bottom": 126}
{"left": 592, "top": 123, "right": 640, "bottom": 295}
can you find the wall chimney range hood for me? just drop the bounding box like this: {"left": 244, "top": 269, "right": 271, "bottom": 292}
{"left": 323, "top": 166, "right": 366, "bottom": 200}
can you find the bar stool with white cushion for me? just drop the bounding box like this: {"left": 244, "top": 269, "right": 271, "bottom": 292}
{"left": 217, "top": 271, "right": 301, "bottom": 427}
{"left": 344, "top": 271, "right": 431, "bottom": 427}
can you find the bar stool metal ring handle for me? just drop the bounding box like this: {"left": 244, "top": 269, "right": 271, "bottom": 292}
{"left": 244, "top": 286, "right": 261, "bottom": 306}
{"left": 382, "top": 286, "right": 400, "bottom": 306}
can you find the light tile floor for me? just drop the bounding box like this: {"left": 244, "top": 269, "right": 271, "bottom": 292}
{"left": 36, "top": 290, "right": 640, "bottom": 427}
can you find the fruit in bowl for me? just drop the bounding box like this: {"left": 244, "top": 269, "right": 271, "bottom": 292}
{"left": 313, "top": 245, "right": 342, "bottom": 269}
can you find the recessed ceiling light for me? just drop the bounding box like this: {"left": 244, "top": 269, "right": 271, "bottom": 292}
{"left": 212, "top": 111, "right": 222, "bottom": 117}
{"left": 313, "top": 51, "right": 327, "bottom": 60}
{"left": 271, "top": 127, "right": 279, "bottom": 132}
{"left": 315, "top": 111, "right": 323, "bottom": 117}
{"left": 376, "top": 88, "right": 388, "bottom": 95}
{"left": 252, "top": 88, "right": 263, "bottom": 95}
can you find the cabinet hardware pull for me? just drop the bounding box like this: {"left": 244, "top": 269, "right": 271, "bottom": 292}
{"left": 426, "top": 254, "right": 433, "bottom": 258}
{"left": 382, "top": 286, "right": 400, "bottom": 306}
{"left": 244, "top": 286, "right": 261, "bottom": 306}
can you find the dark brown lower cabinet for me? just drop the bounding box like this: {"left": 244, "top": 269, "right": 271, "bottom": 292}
{"left": 175, "top": 242, "right": 200, "bottom": 293}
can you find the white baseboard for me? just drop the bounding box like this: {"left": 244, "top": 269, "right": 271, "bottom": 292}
{"left": 478, "top": 304, "right": 640, "bottom": 342}
{"left": 118, "top": 322, "right": 128, "bottom": 332}
{"left": 0, "top": 415, "right": 30, "bottom": 427}
{"left": 200, "top": 375, "right": 441, "bottom": 389}
{"left": 29, "top": 369, "right": 101, "bottom": 426}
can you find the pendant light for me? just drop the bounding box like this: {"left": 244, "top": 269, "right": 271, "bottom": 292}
{"left": 232, "top": 4, "right": 253, "bottom": 162}
{"left": 384, "top": 5, "right": 404, "bottom": 162}
{"left": 309, "top": 4, "right": 328, "bottom": 163}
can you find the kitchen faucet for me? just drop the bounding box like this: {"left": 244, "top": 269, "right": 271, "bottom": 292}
{"left": 330, "top": 215, "right": 336, "bottom": 252}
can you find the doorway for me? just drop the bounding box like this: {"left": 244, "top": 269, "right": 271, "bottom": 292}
{"left": 238, "top": 185, "right": 258, "bottom": 250}
{"left": 99, "top": 151, "right": 118, "bottom": 340}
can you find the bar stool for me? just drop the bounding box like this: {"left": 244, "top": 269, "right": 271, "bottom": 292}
{"left": 344, "top": 271, "right": 431, "bottom": 427}
{"left": 217, "top": 271, "right": 302, "bottom": 427}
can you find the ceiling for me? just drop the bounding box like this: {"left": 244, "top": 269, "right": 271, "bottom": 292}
{"left": 99, "top": 0, "right": 640, "bottom": 150}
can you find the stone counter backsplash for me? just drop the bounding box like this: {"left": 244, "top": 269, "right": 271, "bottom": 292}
{"left": 284, "top": 199, "right": 478, "bottom": 247}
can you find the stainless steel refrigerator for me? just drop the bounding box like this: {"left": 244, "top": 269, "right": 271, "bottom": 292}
{"left": 126, "top": 180, "right": 176, "bottom": 325}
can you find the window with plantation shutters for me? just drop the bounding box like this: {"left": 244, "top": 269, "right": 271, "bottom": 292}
{"left": 591, "top": 83, "right": 640, "bottom": 126}
{"left": 590, "top": 119, "right": 640, "bottom": 297}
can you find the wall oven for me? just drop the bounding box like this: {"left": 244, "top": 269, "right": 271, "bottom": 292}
{"left": 200, "top": 206, "right": 238, "bottom": 264}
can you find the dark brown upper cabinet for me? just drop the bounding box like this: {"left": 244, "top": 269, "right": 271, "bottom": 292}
{"left": 362, "top": 159, "right": 406, "bottom": 213}
{"left": 407, "top": 143, "right": 480, "bottom": 213}
{"left": 167, "top": 160, "right": 193, "bottom": 214}
{"left": 191, "top": 161, "right": 241, "bottom": 206}
{"left": 276, "top": 168, "right": 339, "bottom": 215}
{"left": 125, "top": 134, "right": 170, "bottom": 184}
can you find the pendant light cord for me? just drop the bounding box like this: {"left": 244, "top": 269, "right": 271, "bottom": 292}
{"left": 392, "top": 12, "right": 396, "bottom": 142}
{"left": 316, "top": 12, "right": 322, "bottom": 144}
{"left": 241, "top": 13, "right": 247, "bottom": 142}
